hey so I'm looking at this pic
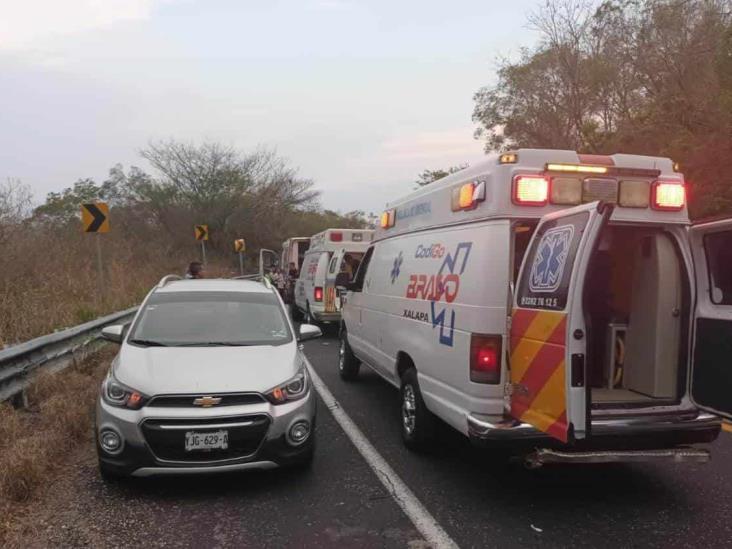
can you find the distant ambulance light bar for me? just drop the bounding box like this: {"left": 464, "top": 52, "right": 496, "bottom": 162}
{"left": 546, "top": 163, "right": 608, "bottom": 174}
{"left": 330, "top": 232, "right": 343, "bottom": 242}
{"left": 512, "top": 175, "right": 549, "bottom": 206}
{"left": 380, "top": 209, "right": 396, "bottom": 229}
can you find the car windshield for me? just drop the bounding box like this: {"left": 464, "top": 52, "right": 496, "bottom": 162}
{"left": 128, "top": 291, "right": 292, "bottom": 347}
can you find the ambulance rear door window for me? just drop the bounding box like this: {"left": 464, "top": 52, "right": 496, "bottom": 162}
{"left": 704, "top": 230, "right": 732, "bottom": 305}
{"left": 516, "top": 212, "right": 588, "bottom": 311}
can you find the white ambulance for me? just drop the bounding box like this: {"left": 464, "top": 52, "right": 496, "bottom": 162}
{"left": 294, "top": 228, "right": 374, "bottom": 324}
{"left": 281, "top": 237, "right": 310, "bottom": 273}
{"left": 337, "top": 149, "right": 730, "bottom": 465}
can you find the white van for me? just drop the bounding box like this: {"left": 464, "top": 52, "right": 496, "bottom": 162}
{"left": 294, "top": 228, "right": 374, "bottom": 324}
{"left": 338, "top": 149, "right": 730, "bottom": 465}
{"left": 281, "top": 237, "right": 310, "bottom": 274}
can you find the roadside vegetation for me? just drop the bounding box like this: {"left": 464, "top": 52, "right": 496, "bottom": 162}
{"left": 0, "top": 141, "right": 367, "bottom": 346}
{"left": 0, "top": 347, "right": 114, "bottom": 544}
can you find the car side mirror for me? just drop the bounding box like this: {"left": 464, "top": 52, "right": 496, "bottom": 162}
{"left": 101, "top": 324, "right": 124, "bottom": 344}
{"left": 298, "top": 324, "right": 323, "bottom": 342}
{"left": 334, "top": 272, "right": 350, "bottom": 290}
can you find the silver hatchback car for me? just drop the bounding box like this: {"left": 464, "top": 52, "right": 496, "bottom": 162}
{"left": 95, "top": 277, "right": 321, "bottom": 479}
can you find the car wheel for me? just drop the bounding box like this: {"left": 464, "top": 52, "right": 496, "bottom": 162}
{"left": 400, "top": 368, "right": 435, "bottom": 451}
{"left": 338, "top": 331, "right": 360, "bottom": 381}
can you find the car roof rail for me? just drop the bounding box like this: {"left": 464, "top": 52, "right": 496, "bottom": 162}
{"left": 157, "top": 274, "right": 183, "bottom": 288}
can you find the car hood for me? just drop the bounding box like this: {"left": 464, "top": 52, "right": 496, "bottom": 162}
{"left": 114, "top": 342, "right": 301, "bottom": 396}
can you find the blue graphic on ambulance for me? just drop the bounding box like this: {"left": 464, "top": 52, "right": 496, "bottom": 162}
{"left": 390, "top": 252, "right": 403, "bottom": 284}
{"left": 403, "top": 241, "right": 472, "bottom": 347}
{"left": 528, "top": 225, "right": 573, "bottom": 293}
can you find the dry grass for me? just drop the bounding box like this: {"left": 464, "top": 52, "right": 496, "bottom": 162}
{"left": 0, "top": 221, "right": 236, "bottom": 346}
{"left": 0, "top": 347, "right": 115, "bottom": 543}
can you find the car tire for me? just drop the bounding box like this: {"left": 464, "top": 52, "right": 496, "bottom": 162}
{"left": 338, "top": 330, "right": 360, "bottom": 381}
{"left": 400, "top": 367, "right": 436, "bottom": 451}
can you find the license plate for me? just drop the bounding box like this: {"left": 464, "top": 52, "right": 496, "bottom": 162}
{"left": 184, "top": 430, "right": 229, "bottom": 452}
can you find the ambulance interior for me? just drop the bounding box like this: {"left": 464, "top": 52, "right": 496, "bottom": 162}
{"left": 583, "top": 226, "right": 688, "bottom": 407}
{"left": 513, "top": 223, "right": 688, "bottom": 408}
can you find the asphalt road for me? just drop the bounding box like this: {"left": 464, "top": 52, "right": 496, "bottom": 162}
{"left": 301, "top": 332, "right": 732, "bottom": 549}
{"left": 10, "top": 329, "right": 732, "bottom": 548}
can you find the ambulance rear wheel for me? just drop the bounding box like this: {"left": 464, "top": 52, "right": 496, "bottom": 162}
{"left": 339, "top": 331, "right": 360, "bottom": 381}
{"left": 400, "top": 368, "right": 435, "bottom": 451}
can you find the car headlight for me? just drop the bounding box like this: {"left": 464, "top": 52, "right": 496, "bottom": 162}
{"left": 265, "top": 367, "right": 309, "bottom": 405}
{"left": 102, "top": 373, "right": 147, "bottom": 410}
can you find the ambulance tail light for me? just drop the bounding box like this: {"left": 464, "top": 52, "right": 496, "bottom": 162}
{"left": 651, "top": 180, "right": 685, "bottom": 211}
{"left": 470, "top": 334, "right": 502, "bottom": 384}
{"left": 512, "top": 175, "right": 549, "bottom": 206}
{"left": 314, "top": 287, "right": 323, "bottom": 302}
{"left": 330, "top": 232, "right": 343, "bottom": 242}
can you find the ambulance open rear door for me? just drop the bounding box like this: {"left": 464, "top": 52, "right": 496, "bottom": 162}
{"left": 689, "top": 218, "right": 732, "bottom": 421}
{"left": 510, "top": 202, "right": 612, "bottom": 443}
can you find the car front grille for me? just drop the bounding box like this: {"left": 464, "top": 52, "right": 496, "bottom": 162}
{"left": 147, "top": 393, "right": 266, "bottom": 408}
{"left": 141, "top": 414, "right": 270, "bottom": 463}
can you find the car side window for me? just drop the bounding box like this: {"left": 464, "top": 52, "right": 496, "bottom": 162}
{"left": 351, "top": 246, "right": 374, "bottom": 292}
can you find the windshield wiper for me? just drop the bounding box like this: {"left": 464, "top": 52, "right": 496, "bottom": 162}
{"left": 127, "top": 338, "right": 169, "bottom": 347}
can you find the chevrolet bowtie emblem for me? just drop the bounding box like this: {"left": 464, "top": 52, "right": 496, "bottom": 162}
{"left": 193, "top": 396, "right": 222, "bottom": 407}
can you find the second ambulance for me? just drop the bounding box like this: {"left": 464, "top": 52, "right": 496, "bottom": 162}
{"left": 337, "top": 149, "right": 730, "bottom": 465}
{"left": 294, "top": 228, "right": 374, "bottom": 324}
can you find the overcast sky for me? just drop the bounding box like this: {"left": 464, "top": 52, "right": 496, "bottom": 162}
{"left": 0, "top": 0, "right": 541, "bottom": 214}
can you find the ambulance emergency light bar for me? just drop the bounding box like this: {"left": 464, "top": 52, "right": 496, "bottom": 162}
{"left": 509, "top": 163, "right": 684, "bottom": 211}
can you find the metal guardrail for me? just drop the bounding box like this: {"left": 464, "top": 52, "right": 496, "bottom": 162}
{"left": 0, "top": 306, "right": 138, "bottom": 404}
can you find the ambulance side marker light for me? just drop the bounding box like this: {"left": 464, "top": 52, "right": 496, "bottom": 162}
{"left": 499, "top": 152, "right": 518, "bottom": 164}
{"left": 380, "top": 209, "right": 396, "bottom": 229}
{"left": 452, "top": 181, "right": 486, "bottom": 211}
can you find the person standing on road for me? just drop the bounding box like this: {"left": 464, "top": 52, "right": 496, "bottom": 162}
{"left": 273, "top": 268, "right": 286, "bottom": 298}
{"left": 185, "top": 261, "right": 205, "bottom": 279}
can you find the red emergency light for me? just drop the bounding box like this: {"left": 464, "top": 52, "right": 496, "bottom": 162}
{"left": 512, "top": 175, "right": 550, "bottom": 206}
{"left": 330, "top": 232, "right": 343, "bottom": 242}
{"left": 651, "top": 181, "right": 685, "bottom": 211}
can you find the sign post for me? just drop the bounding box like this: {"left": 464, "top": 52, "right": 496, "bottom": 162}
{"left": 81, "top": 203, "right": 110, "bottom": 306}
{"left": 194, "top": 225, "right": 209, "bottom": 264}
{"left": 234, "top": 238, "right": 246, "bottom": 275}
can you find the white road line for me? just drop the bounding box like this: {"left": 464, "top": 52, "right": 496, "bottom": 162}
{"left": 306, "top": 364, "right": 460, "bottom": 549}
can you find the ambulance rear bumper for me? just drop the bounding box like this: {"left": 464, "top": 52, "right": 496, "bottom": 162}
{"left": 467, "top": 411, "right": 721, "bottom": 448}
